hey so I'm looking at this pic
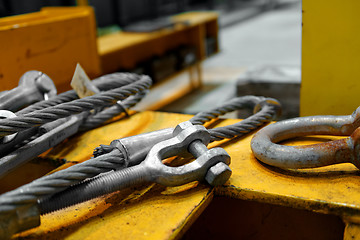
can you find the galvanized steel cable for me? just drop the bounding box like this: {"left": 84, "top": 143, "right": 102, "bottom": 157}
{"left": 0, "top": 95, "right": 281, "bottom": 231}
{"left": 17, "top": 73, "right": 139, "bottom": 115}
{"left": 0, "top": 73, "right": 151, "bottom": 137}
{"left": 79, "top": 91, "right": 148, "bottom": 131}
{"left": 0, "top": 151, "right": 124, "bottom": 213}
{"left": 190, "top": 96, "right": 281, "bottom": 141}
{"left": 39, "top": 96, "right": 281, "bottom": 214}
{"left": 0, "top": 73, "right": 152, "bottom": 214}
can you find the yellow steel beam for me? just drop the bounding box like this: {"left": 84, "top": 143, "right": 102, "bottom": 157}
{"left": 301, "top": 0, "right": 360, "bottom": 116}
{"left": 0, "top": 7, "right": 101, "bottom": 93}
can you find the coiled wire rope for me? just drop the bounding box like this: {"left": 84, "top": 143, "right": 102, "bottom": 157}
{"left": 0, "top": 94, "right": 281, "bottom": 238}
{"left": 0, "top": 73, "right": 151, "bottom": 137}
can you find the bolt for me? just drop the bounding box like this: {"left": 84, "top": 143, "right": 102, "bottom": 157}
{"left": 188, "top": 140, "right": 230, "bottom": 165}
{"left": 185, "top": 130, "right": 231, "bottom": 187}
{"left": 188, "top": 139, "right": 208, "bottom": 157}
{"left": 173, "top": 121, "right": 211, "bottom": 157}
{"left": 205, "top": 162, "right": 232, "bottom": 186}
{"left": 175, "top": 121, "right": 231, "bottom": 186}
{"left": 188, "top": 140, "right": 231, "bottom": 187}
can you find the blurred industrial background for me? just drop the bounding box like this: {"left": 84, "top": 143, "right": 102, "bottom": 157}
{"left": 5, "top": 2, "right": 360, "bottom": 239}
{"left": 0, "top": 0, "right": 301, "bottom": 119}
{"left": 160, "top": 0, "right": 301, "bottom": 119}
{"left": 0, "top": 1, "right": 297, "bottom": 27}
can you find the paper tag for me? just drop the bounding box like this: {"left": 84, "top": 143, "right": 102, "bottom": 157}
{"left": 70, "top": 63, "right": 100, "bottom": 98}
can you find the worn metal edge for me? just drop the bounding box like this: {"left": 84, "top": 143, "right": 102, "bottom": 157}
{"left": 169, "top": 187, "right": 215, "bottom": 240}
{"left": 214, "top": 185, "right": 360, "bottom": 223}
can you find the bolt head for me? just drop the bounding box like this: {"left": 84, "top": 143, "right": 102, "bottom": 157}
{"left": 173, "top": 121, "right": 194, "bottom": 136}
{"left": 205, "top": 162, "right": 232, "bottom": 186}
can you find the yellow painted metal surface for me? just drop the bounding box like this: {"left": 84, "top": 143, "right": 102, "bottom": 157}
{"left": 0, "top": 7, "right": 101, "bottom": 93}
{"left": 344, "top": 222, "right": 360, "bottom": 240}
{"left": 15, "top": 183, "right": 212, "bottom": 240}
{"left": 301, "top": 1, "right": 360, "bottom": 116}
{"left": 10, "top": 111, "right": 360, "bottom": 239}
{"left": 13, "top": 112, "right": 213, "bottom": 240}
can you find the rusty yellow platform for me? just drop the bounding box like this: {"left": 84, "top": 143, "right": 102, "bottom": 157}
{"left": 8, "top": 111, "right": 360, "bottom": 239}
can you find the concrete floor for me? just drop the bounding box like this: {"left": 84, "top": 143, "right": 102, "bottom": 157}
{"left": 207, "top": 2, "right": 301, "bottom": 69}
{"left": 160, "top": 1, "right": 302, "bottom": 116}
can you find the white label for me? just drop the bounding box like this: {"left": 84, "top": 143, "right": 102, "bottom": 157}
{"left": 70, "top": 63, "right": 100, "bottom": 98}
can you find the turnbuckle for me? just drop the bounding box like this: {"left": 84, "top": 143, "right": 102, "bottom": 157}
{"left": 251, "top": 107, "right": 360, "bottom": 169}
{"left": 40, "top": 121, "right": 231, "bottom": 213}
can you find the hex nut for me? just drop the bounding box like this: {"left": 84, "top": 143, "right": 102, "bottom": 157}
{"left": 205, "top": 162, "right": 232, "bottom": 186}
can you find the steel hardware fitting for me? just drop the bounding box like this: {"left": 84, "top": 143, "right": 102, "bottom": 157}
{"left": 0, "top": 95, "right": 280, "bottom": 239}
{"left": 0, "top": 73, "right": 151, "bottom": 178}
{"left": 0, "top": 121, "right": 231, "bottom": 238}
{"left": 39, "top": 121, "right": 231, "bottom": 213}
{"left": 0, "top": 114, "right": 85, "bottom": 177}
{"left": 0, "top": 71, "right": 57, "bottom": 145}
{"left": 251, "top": 106, "right": 360, "bottom": 169}
{"left": 0, "top": 71, "right": 57, "bottom": 112}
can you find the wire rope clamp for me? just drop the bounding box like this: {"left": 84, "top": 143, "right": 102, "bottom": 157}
{"left": 144, "top": 121, "right": 232, "bottom": 187}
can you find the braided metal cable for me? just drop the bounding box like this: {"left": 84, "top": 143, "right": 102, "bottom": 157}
{"left": 0, "top": 150, "right": 125, "bottom": 213}
{"left": 0, "top": 73, "right": 152, "bottom": 217}
{"left": 0, "top": 94, "right": 280, "bottom": 237}
{"left": 17, "top": 92, "right": 76, "bottom": 115}
{"left": 190, "top": 96, "right": 264, "bottom": 125}
{"left": 17, "top": 73, "right": 139, "bottom": 115}
{"left": 0, "top": 75, "right": 151, "bottom": 137}
{"left": 5, "top": 73, "right": 148, "bottom": 156}
{"left": 93, "top": 96, "right": 280, "bottom": 156}
{"left": 79, "top": 90, "right": 148, "bottom": 131}
{"left": 208, "top": 104, "right": 278, "bottom": 141}
{"left": 189, "top": 96, "right": 280, "bottom": 141}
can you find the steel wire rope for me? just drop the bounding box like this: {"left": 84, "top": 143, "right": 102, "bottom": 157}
{"left": 0, "top": 74, "right": 152, "bottom": 137}
{"left": 38, "top": 96, "right": 281, "bottom": 214}
{"left": 1, "top": 73, "right": 150, "bottom": 155}
{"left": 0, "top": 151, "right": 124, "bottom": 213}
{"left": 79, "top": 90, "right": 149, "bottom": 131}
{"left": 10, "top": 91, "right": 148, "bottom": 151}
{"left": 0, "top": 95, "right": 280, "bottom": 218}
{"left": 0, "top": 73, "right": 152, "bottom": 214}
{"left": 17, "top": 73, "right": 140, "bottom": 115}
{"left": 189, "top": 95, "right": 280, "bottom": 141}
